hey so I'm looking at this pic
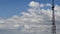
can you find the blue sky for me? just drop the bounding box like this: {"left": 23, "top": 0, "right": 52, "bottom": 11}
{"left": 0, "top": 0, "right": 60, "bottom": 18}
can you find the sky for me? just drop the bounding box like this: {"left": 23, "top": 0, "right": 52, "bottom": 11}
{"left": 0, "top": 0, "right": 60, "bottom": 34}
{"left": 0, "top": 0, "right": 60, "bottom": 18}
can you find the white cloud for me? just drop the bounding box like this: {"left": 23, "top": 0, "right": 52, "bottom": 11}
{"left": 40, "top": 4, "right": 44, "bottom": 7}
{"left": 0, "top": 24, "right": 5, "bottom": 29}
{"left": 0, "top": 20, "right": 4, "bottom": 23}
{"left": 29, "top": 1, "right": 40, "bottom": 7}
{"left": 0, "top": 17, "right": 5, "bottom": 23}
{"left": 46, "top": 3, "right": 52, "bottom": 7}
{"left": 13, "top": 24, "right": 20, "bottom": 28}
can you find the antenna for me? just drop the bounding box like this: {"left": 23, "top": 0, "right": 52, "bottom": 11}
{"left": 51, "top": 0, "right": 56, "bottom": 34}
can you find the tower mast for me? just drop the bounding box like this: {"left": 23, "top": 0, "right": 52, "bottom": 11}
{"left": 52, "top": 0, "right": 56, "bottom": 34}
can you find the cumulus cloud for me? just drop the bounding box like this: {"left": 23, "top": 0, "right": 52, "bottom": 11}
{"left": 29, "top": 1, "right": 40, "bottom": 7}
{"left": 46, "top": 3, "right": 52, "bottom": 7}
{"left": 40, "top": 4, "right": 44, "bottom": 7}
{"left": 0, "top": 1, "right": 60, "bottom": 34}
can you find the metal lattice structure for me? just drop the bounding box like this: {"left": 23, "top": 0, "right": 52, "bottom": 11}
{"left": 52, "top": 0, "right": 56, "bottom": 34}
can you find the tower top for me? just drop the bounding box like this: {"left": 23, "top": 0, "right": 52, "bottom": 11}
{"left": 52, "top": 0, "right": 54, "bottom": 10}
